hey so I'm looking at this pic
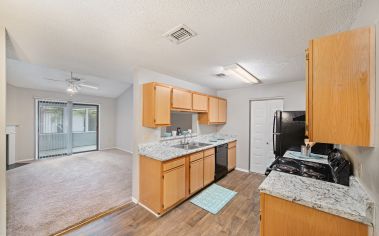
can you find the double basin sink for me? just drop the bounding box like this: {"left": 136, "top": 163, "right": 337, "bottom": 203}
{"left": 171, "top": 142, "right": 212, "bottom": 150}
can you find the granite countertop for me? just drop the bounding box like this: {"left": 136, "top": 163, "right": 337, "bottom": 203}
{"left": 259, "top": 171, "right": 374, "bottom": 226}
{"left": 138, "top": 133, "right": 237, "bottom": 161}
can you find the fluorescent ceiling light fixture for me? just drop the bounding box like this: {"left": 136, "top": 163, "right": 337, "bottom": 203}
{"left": 223, "top": 64, "right": 260, "bottom": 84}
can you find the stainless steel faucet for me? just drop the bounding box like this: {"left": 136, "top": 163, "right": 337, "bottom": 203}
{"left": 180, "top": 131, "right": 191, "bottom": 145}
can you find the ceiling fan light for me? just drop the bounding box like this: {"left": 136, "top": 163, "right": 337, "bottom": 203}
{"left": 223, "top": 64, "right": 260, "bottom": 84}
{"left": 67, "top": 83, "right": 78, "bottom": 95}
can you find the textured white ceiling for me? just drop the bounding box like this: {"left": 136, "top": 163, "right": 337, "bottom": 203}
{"left": 0, "top": 0, "right": 363, "bottom": 90}
{"left": 7, "top": 59, "right": 131, "bottom": 98}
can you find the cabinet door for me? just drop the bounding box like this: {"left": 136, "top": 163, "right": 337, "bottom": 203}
{"left": 155, "top": 85, "right": 171, "bottom": 125}
{"left": 190, "top": 158, "right": 204, "bottom": 194}
{"left": 203, "top": 154, "right": 215, "bottom": 186}
{"left": 310, "top": 27, "right": 375, "bottom": 146}
{"left": 218, "top": 99, "right": 227, "bottom": 123}
{"left": 208, "top": 97, "right": 219, "bottom": 123}
{"left": 192, "top": 93, "right": 208, "bottom": 111}
{"left": 172, "top": 88, "right": 192, "bottom": 110}
{"left": 228, "top": 146, "right": 236, "bottom": 171}
{"left": 260, "top": 193, "right": 368, "bottom": 236}
{"left": 163, "top": 165, "right": 186, "bottom": 210}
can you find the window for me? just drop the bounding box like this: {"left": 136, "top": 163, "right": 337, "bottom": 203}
{"left": 40, "top": 106, "right": 64, "bottom": 134}
{"left": 88, "top": 108, "right": 97, "bottom": 132}
{"left": 72, "top": 108, "right": 86, "bottom": 132}
{"left": 72, "top": 107, "right": 97, "bottom": 133}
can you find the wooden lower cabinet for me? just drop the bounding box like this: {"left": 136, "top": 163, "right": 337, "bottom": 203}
{"left": 228, "top": 141, "right": 236, "bottom": 171}
{"left": 190, "top": 158, "right": 204, "bottom": 194}
{"left": 163, "top": 165, "right": 186, "bottom": 210}
{"left": 139, "top": 146, "right": 221, "bottom": 215}
{"left": 203, "top": 154, "right": 215, "bottom": 186}
{"left": 260, "top": 193, "right": 369, "bottom": 236}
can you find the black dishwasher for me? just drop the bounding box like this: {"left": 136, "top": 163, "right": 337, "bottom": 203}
{"left": 215, "top": 143, "right": 228, "bottom": 180}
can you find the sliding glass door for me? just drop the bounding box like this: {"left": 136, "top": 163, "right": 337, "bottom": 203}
{"left": 37, "top": 100, "right": 99, "bottom": 159}
{"left": 72, "top": 104, "right": 98, "bottom": 153}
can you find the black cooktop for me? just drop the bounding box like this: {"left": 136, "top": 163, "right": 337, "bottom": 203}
{"left": 266, "top": 157, "right": 334, "bottom": 183}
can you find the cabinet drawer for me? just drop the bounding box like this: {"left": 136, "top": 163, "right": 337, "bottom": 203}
{"left": 163, "top": 157, "right": 185, "bottom": 172}
{"left": 190, "top": 152, "right": 204, "bottom": 162}
{"left": 204, "top": 148, "right": 215, "bottom": 157}
{"left": 228, "top": 141, "right": 236, "bottom": 148}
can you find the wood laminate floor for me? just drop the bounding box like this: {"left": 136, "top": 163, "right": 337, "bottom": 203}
{"left": 67, "top": 170, "right": 265, "bottom": 236}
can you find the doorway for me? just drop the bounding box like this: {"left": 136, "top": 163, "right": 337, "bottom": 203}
{"left": 249, "top": 99, "right": 283, "bottom": 174}
{"left": 37, "top": 100, "right": 99, "bottom": 159}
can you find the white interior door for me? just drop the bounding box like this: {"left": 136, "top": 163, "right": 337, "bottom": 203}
{"left": 250, "top": 99, "right": 283, "bottom": 174}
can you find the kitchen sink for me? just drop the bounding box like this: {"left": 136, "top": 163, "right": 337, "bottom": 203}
{"left": 171, "top": 142, "right": 212, "bottom": 150}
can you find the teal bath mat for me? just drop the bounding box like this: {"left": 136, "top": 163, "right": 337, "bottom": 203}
{"left": 190, "top": 184, "right": 237, "bottom": 214}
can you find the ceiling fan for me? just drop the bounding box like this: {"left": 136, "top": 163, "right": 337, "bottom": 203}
{"left": 45, "top": 72, "right": 99, "bottom": 95}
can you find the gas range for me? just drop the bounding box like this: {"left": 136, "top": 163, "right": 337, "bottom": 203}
{"left": 265, "top": 157, "right": 334, "bottom": 183}
{"left": 265, "top": 149, "right": 352, "bottom": 186}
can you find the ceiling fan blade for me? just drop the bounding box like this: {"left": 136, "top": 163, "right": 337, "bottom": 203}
{"left": 44, "top": 77, "right": 66, "bottom": 83}
{"left": 79, "top": 83, "right": 99, "bottom": 90}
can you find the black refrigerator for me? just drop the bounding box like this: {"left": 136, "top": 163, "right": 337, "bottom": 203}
{"left": 272, "top": 110, "right": 332, "bottom": 157}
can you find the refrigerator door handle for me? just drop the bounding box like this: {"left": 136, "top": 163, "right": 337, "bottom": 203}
{"left": 272, "top": 112, "right": 277, "bottom": 154}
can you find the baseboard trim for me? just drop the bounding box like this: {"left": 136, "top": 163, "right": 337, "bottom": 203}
{"left": 100, "top": 147, "right": 133, "bottom": 155}
{"left": 131, "top": 197, "right": 138, "bottom": 204}
{"left": 115, "top": 147, "right": 134, "bottom": 155}
{"left": 52, "top": 201, "right": 135, "bottom": 236}
{"left": 138, "top": 202, "right": 161, "bottom": 218}
{"left": 235, "top": 167, "right": 249, "bottom": 173}
{"left": 99, "top": 147, "right": 117, "bottom": 151}
{"left": 15, "top": 158, "right": 35, "bottom": 163}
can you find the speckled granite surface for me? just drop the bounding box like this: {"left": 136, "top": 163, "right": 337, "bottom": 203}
{"left": 259, "top": 171, "right": 374, "bottom": 226}
{"left": 138, "top": 134, "right": 237, "bottom": 161}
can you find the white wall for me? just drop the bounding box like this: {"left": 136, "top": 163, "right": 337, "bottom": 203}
{"left": 339, "top": 0, "right": 379, "bottom": 234}
{"left": 0, "top": 26, "right": 7, "bottom": 236}
{"left": 132, "top": 68, "right": 217, "bottom": 200}
{"left": 217, "top": 81, "right": 306, "bottom": 171}
{"left": 116, "top": 86, "right": 133, "bottom": 153}
{"left": 6, "top": 84, "right": 117, "bottom": 162}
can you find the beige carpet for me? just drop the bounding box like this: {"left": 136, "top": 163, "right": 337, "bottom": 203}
{"left": 6, "top": 149, "right": 132, "bottom": 236}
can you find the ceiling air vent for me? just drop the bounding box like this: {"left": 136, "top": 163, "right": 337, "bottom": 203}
{"left": 215, "top": 73, "right": 226, "bottom": 78}
{"left": 163, "top": 24, "right": 197, "bottom": 44}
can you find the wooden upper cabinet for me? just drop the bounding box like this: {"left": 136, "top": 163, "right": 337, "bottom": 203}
{"left": 307, "top": 27, "right": 375, "bottom": 147}
{"left": 192, "top": 93, "right": 208, "bottom": 112}
{"left": 208, "top": 97, "right": 219, "bottom": 123}
{"left": 143, "top": 82, "right": 228, "bottom": 127}
{"left": 143, "top": 83, "right": 171, "bottom": 128}
{"left": 218, "top": 99, "right": 227, "bottom": 123}
{"left": 172, "top": 88, "right": 192, "bottom": 110}
{"left": 198, "top": 96, "right": 227, "bottom": 124}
